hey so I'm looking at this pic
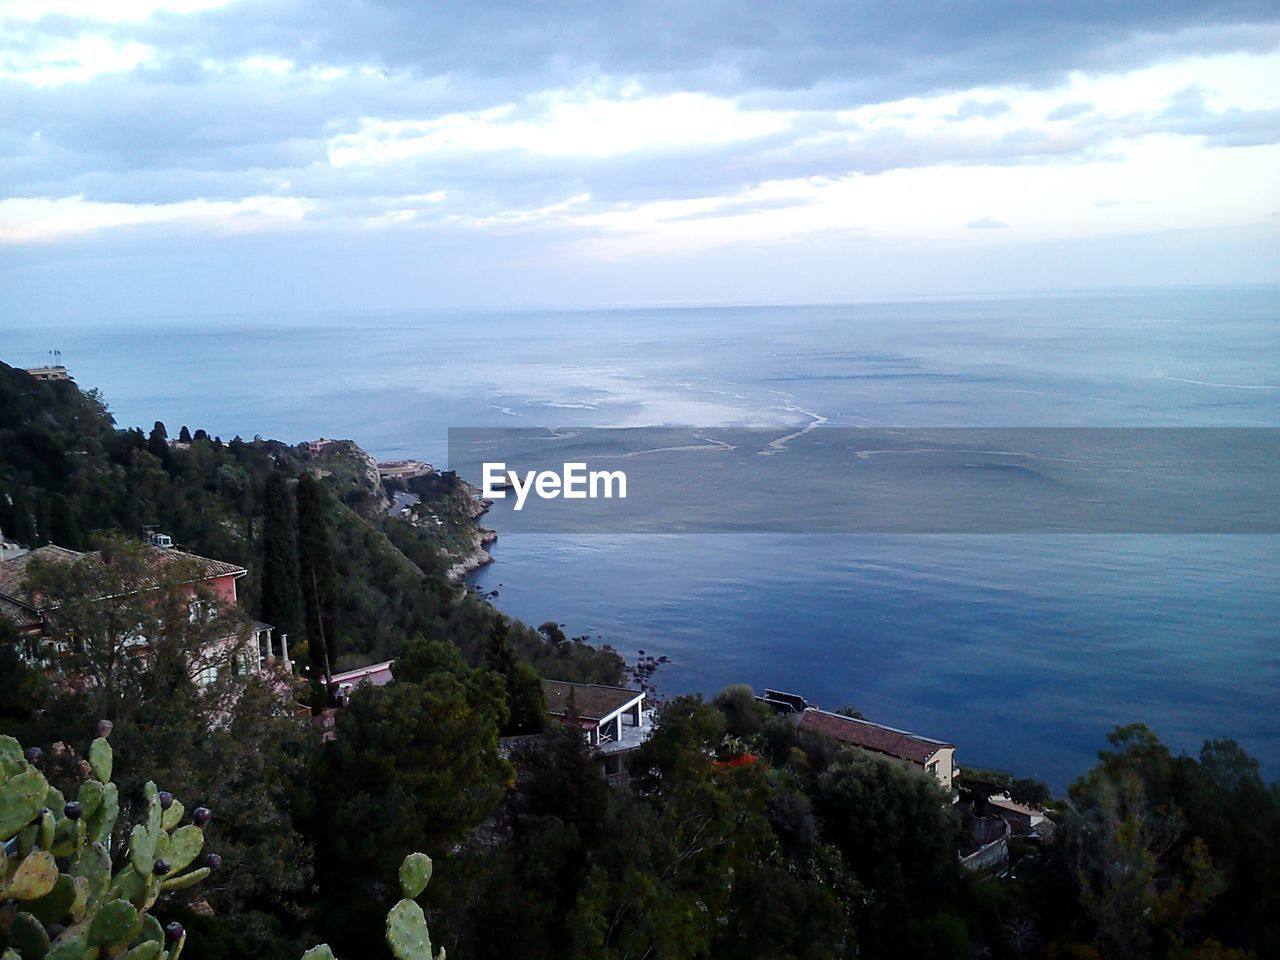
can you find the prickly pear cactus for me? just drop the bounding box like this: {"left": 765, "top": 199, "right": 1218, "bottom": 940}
{"left": 300, "top": 853, "right": 444, "bottom": 960}
{"left": 0, "top": 725, "right": 218, "bottom": 960}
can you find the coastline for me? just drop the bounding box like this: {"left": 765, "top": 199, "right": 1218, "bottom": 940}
{"left": 446, "top": 486, "right": 498, "bottom": 580}
{"left": 447, "top": 526, "right": 497, "bottom": 580}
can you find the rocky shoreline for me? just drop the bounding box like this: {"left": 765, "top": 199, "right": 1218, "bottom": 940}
{"left": 446, "top": 525, "right": 497, "bottom": 580}
{"left": 445, "top": 484, "right": 498, "bottom": 580}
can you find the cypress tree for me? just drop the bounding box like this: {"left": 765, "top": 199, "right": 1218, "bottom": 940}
{"left": 49, "top": 492, "right": 82, "bottom": 549}
{"left": 260, "top": 471, "right": 305, "bottom": 645}
{"left": 178, "top": 425, "right": 192, "bottom": 443}
{"left": 485, "top": 618, "right": 547, "bottom": 735}
{"left": 1, "top": 488, "right": 36, "bottom": 546}
{"left": 34, "top": 493, "right": 52, "bottom": 546}
{"left": 147, "top": 420, "right": 168, "bottom": 457}
{"left": 296, "top": 473, "right": 339, "bottom": 677}
{"left": 147, "top": 420, "right": 174, "bottom": 473}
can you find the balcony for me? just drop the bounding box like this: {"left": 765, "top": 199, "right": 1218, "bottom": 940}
{"left": 596, "top": 709, "right": 655, "bottom": 755}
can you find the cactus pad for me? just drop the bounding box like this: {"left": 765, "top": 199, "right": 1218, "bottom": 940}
{"left": 0, "top": 766, "right": 49, "bottom": 840}
{"left": 88, "top": 898, "right": 140, "bottom": 946}
{"left": 161, "top": 866, "right": 210, "bottom": 891}
{"left": 87, "top": 737, "right": 112, "bottom": 783}
{"left": 386, "top": 899, "right": 433, "bottom": 960}
{"left": 398, "top": 852, "right": 433, "bottom": 900}
{"left": 4, "top": 850, "right": 60, "bottom": 900}
{"left": 164, "top": 825, "right": 204, "bottom": 874}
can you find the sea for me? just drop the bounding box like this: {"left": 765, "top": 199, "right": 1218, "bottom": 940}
{"left": 7, "top": 286, "right": 1278, "bottom": 789}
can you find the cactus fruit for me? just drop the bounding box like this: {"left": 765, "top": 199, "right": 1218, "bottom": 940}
{"left": 24, "top": 746, "right": 43, "bottom": 764}
{"left": 3, "top": 728, "right": 441, "bottom": 960}
{"left": 96, "top": 719, "right": 113, "bottom": 739}
{"left": 0, "top": 727, "right": 218, "bottom": 960}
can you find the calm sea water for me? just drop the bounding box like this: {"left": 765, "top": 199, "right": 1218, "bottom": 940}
{"left": 7, "top": 287, "right": 1278, "bottom": 787}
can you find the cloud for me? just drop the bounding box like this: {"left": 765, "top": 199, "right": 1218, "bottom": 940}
{"left": 0, "top": 0, "right": 1278, "bottom": 310}
{"left": 947, "top": 98, "right": 1011, "bottom": 120}
{"left": 1047, "top": 101, "right": 1094, "bottom": 121}
{"left": 0, "top": 194, "right": 313, "bottom": 244}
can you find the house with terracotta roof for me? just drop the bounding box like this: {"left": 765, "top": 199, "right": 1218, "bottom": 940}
{"left": 794, "top": 707, "right": 958, "bottom": 791}
{"left": 0, "top": 537, "right": 290, "bottom": 685}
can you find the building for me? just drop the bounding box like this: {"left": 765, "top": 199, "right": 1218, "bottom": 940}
{"left": 542, "top": 679, "right": 653, "bottom": 784}
{"left": 331, "top": 660, "right": 396, "bottom": 697}
{"left": 757, "top": 688, "right": 810, "bottom": 714}
{"left": 987, "top": 794, "right": 1051, "bottom": 838}
{"left": 23, "top": 365, "right": 71, "bottom": 382}
{"left": 0, "top": 539, "right": 291, "bottom": 684}
{"left": 377, "top": 460, "right": 434, "bottom": 480}
{"left": 794, "top": 707, "right": 958, "bottom": 791}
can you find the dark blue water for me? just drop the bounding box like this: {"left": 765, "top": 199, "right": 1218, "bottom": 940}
{"left": 7, "top": 287, "right": 1278, "bottom": 787}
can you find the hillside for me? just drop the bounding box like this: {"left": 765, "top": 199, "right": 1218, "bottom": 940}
{"left": 0, "top": 360, "right": 621, "bottom": 679}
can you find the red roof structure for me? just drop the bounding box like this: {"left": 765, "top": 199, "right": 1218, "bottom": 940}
{"left": 796, "top": 708, "right": 953, "bottom": 764}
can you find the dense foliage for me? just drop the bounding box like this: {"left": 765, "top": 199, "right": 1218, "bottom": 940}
{"left": 3, "top": 362, "right": 1277, "bottom": 960}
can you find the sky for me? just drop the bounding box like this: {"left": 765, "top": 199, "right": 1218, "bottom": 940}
{"left": 2, "top": 0, "right": 1279, "bottom": 317}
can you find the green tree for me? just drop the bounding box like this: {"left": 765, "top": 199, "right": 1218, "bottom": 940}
{"left": 485, "top": 617, "right": 547, "bottom": 735}
{"left": 296, "top": 473, "right": 339, "bottom": 677}
{"left": 260, "top": 470, "right": 305, "bottom": 643}
{"left": 1062, "top": 724, "right": 1278, "bottom": 959}
{"left": 149, "top": 419, "right": 174, "bottom": 474}
{"left": 307, "top": 638, "right": 512, "bottom": 954}
{"left": 22, "top": 535, "right": 256, "bottom": 721}
{"left": 814, "top": 754, "right": 967, "bottom": 958}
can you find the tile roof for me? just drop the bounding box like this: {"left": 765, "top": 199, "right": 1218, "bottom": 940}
{"left": 989, "top": 795, "right": 1043, "bottom": 819}
{"left": 796, "top": 708, "right": 953, "bottom": 765}
{"left": 0, "top": 594, "right": 40, "bottom": 629}
{"left": 542, "top": 679, "right": 644, "bottom": 723}
{"left": 0, "top": 543, "right": 246, "bottom": 613}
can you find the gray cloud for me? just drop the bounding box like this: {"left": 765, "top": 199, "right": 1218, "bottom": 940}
{"left": 2, "top": 1, "right": 1278, "bottom": 255}
{"left": 123, "top": 1, "right": 1277, "bottom": 96}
